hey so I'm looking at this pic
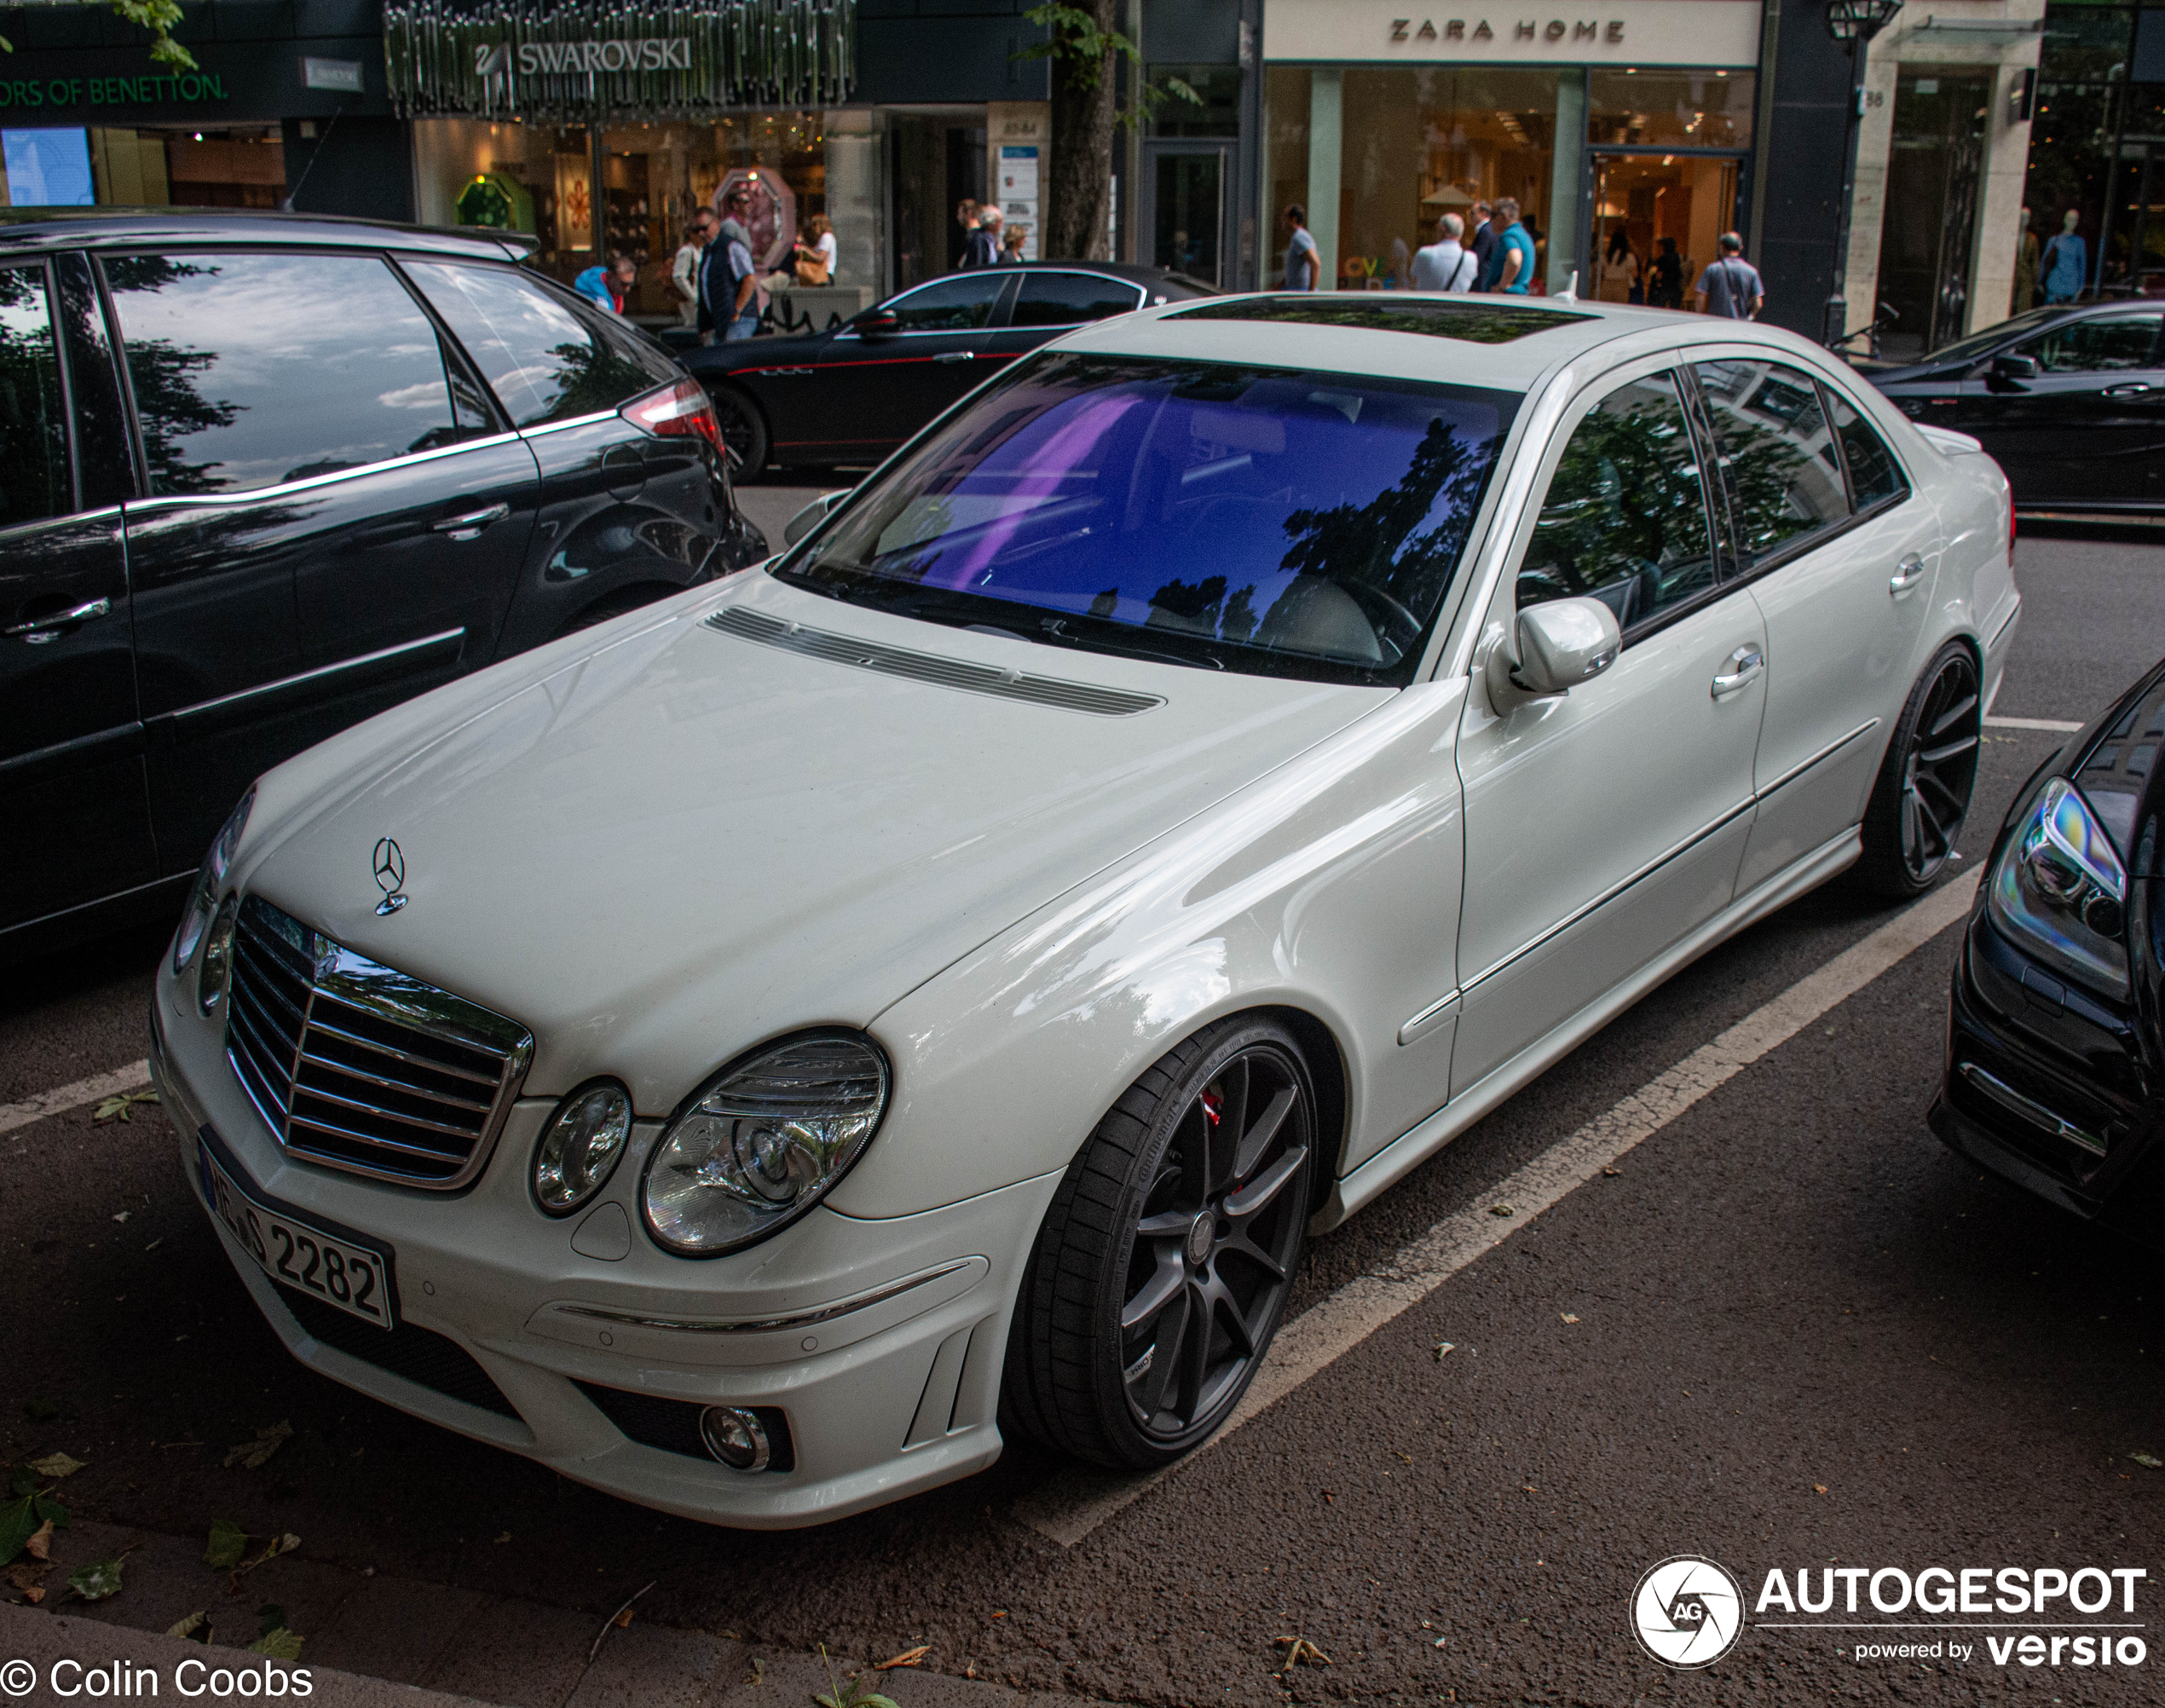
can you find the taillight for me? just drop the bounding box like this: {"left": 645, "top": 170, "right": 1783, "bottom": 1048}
{"left": 2009, "top": 501, "right": 2018, "bottom": 552}
{"left": 621, "top": 378, "right": 721, "bottom": 450}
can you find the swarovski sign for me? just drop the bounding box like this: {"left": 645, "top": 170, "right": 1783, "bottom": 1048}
{"left": 384, "top": 0, "right": 854, "bottom": 120}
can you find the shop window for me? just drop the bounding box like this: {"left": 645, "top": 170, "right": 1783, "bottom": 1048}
{"left": 1146, "top": 65, "right": 1242, "bottom": 137}
{"left": 104, "top": 252, "right": 465, "bottom": 495}
{"left": 0, "top": 130, "right": 94, "bottom": 206}
{"left": 1587, "top": 71, "right": 1756, "bottom": 150}
{"left": 2041, "top": 5, "right": 2134, "bottom": 83}
{"left": 0, "top": 263, "right": 70, "bottom": 527}
{"left": 1264, "top": 66, "right": 1310, "bottom": 288}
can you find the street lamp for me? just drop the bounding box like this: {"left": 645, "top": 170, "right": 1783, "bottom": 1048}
{"left": 1824, "top": 0, "right": 1904, "bottom": 347}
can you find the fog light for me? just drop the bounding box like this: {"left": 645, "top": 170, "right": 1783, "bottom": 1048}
{"left": 699, "top": 1405, "right": 771, "bottom": 1471}
{"left": 197, "top": 895, "right": 239, "bottom": 1016}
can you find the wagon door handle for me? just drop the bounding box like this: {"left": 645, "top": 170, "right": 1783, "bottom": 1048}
{"left": 433, "top": 502, "right": 509, "bottom": 540}
{"left": 2102, "top": 382, "right": 2153, "bottom": 400}
{"left": 1890, "top": 552, "right": 1927, "bottom": 594}
{"left": 932, "top": 351, "right": 975, "bottom": 364}
{"left": 3, "top": 597, "right": 111, "bottom": 642}
{"left": 1711, "top": 644, "right": 1764, "bottom": 697}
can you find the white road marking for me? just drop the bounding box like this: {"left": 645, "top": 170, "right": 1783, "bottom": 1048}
{"left": 0, "top": 1059, "right": 153, "bottom": 1138}
{"left": 1984, "top": 716, "right": 2083, "bottom": 733}
{"left": 1017, "top": 872, "right": 1983, "bottom": 1547}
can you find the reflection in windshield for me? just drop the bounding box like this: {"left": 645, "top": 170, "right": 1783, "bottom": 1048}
{"left": 781, "top": 354, "right": 1512, "bottom": 684}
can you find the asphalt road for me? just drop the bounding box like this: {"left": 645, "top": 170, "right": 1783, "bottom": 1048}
{"left": 3, "top": 524, "right": 2161, "bottom": 1706}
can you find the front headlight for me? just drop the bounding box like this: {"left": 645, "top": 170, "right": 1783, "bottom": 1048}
{"left": 171, "top": 788, "right": 255, "bottom": 975}
{"left": 1988, "top": 776, "right": 2129, "bottom": 999}
{"left": 533, "top": 1082, "right": 633, "bottom": 1215}
{"left": 642, "top": 1033, "right": 889, "bottom": 1256}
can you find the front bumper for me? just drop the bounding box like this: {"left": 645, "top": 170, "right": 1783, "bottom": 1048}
{"left": 1930, "top": 906, "right": 2165, "bottom": 1244}
{"left": 151, "top": 967, "right": 1060, "bottom": 1530}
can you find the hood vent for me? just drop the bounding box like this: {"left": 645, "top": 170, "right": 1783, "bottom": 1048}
{"left": 704, "top": 606, "right": 1163, "bottom": 717}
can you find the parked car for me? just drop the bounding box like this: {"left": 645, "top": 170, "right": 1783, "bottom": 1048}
{"left": 1931, "top": 657, "right": 2165, "bottom": 1246}
{"left": 153, "top": 291, "right": 2017, "bottom": 1528}
{"left": 0, "top": 209, "right": 765, "bottom": 961}
{"left": 679, "top": 262, "right": 1215, "bottom": 475}
{"left": 1858, "top": 300, "right": 2165, "bottom": 514}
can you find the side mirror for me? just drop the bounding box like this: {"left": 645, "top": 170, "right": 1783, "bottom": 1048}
{"left": 1485, "top": 597, "right": 1621, "bottom": 712}
{"left": 782, "top": 488, "right": 852, "bottom": 546}
{"left": 857, "top": 309, "right": 900, "bottom": 338}
{"left": 1991, "top": 352, "right": 2040, "bottom": 382}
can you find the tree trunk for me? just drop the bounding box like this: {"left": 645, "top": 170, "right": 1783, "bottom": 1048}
{"left": 1043, "top": 0, "right": 1117, "bottom": 260}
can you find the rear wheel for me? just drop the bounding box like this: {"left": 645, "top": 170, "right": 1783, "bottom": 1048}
{"left": 1856, "top": 641, "right": 1981, "bottom": 896}
{"left": 706, "top": 384, "right": 769, "bottom": 479}
{"left": 1002, "top": 1017, "right": 1316, "bottom": 1469}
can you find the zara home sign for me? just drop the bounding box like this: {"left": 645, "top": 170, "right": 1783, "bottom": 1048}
{"left": 1266, "top": 0, "right": 1764, "bottom": 69}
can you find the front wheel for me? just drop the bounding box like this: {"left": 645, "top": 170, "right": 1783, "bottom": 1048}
{"left": 1856, "top": 641, "right": 1981, "bottom": 897}
{"left": 1002, "top": 1017, "right": 1317, "bottom": 1469}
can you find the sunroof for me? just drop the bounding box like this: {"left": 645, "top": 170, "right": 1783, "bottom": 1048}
{"left": 1169, "top": 294, "right": 1596, "bottom": 343}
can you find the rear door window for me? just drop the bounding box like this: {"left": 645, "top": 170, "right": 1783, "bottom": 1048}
{"left": 403, "top": 260, "right": 674, "bottom": 426}
{"left": 0, "top": 263, "right": 71, "bottom": 526}
{"left": 1691, "top": 359, "right": 1851, "bottom": 567}
{"left": 104, "top": 251, "right": 470, "bottom": 495}
{"left": 1823, "top": 389, "right": 1908, "bottom": 510}
{"left": 1010, "top": 272, "right": 1146, "bottom": 329}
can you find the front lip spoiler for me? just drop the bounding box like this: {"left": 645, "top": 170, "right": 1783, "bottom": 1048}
{"left": 553, "top": 1256, "right": 981, "bottom": 1336}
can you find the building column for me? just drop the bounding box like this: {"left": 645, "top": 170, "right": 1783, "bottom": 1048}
{"left": 1547, "top": 68, "right": 1586, "bottom": 294}
{"left": 1842, "top": 40, "right": 1898, "bottom": 340}
{"left": 826, "top": 108, "right": 882, "bottom": 300}
{"left": 1970, "top": 60, "right": 2039, "bottom": 333}
{"left": 1306, "top": 67, "right": 1341, "bottom": 288}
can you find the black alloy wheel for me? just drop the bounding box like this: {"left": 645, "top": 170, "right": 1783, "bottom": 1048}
{"left": 1859, "top": 641, "right": 1981, "bottom": 896}
{"left": 1003, "top": 1017, "right": 1317, "bottom": 1469}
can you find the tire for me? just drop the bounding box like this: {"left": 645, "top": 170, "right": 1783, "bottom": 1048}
{"left": 1002, "top": 1016, "right": 1317, "bottom": 1469}
{"left": 1856, "top": 640, "right": 1982, "bottom": 897}
{"left": 706, "top": 384, "right": 769, "bottom": 480}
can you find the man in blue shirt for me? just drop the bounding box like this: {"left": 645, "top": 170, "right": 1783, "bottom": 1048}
{"left": 700, "top": 188, "right": 761, "bottom": 341}
{"left": 1482, "top": 197, "right": 1536, "bottom": 295}
{"left": 1282, "top": 204, "right": 1320, "bottom": 291}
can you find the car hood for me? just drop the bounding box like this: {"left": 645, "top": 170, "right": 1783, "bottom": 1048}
{"left": 239, "top": 575, "right": 1388, "bottom": 1108}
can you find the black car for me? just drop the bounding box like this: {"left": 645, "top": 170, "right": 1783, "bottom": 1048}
{"left": 1931, "top": 659, "right": 2165, "bottom": 1244}
{"left": 1861, "top": 302, "right": 2165, "bottom": 514}
{"left": 0, "top": 209, "right": 765, "bottom": 961}
{"left": 681, "top": 262, "right": 1215, "bottom": 476}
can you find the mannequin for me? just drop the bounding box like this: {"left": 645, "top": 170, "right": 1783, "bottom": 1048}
{"left": 2040, "top": 209, "right": 2087, "bottom": 304}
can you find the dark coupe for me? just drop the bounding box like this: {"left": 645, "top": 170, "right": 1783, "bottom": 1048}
{"left": 1933, "top": 658, "right": 2165, "bottom": 1244}
{"left": 680, "top": 262, "right": 1214, "bottom": 476}
{"left": 1863, "top": 301, "right": 2165, "bottom": 514}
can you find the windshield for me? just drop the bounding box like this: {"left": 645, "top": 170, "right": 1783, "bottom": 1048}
{"left": 775, "top": 353, "right": 1515, "bottom": 684}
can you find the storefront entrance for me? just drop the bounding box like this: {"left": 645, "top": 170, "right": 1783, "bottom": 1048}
{"left": 1587, "top": 153, "right": 1741, "bottom": 307}
{"left": 1874, "top": 70, "right": 1992, "bottom": 357}
{"left": 1142, "top": 143, "right": 1229, "bottom": 286}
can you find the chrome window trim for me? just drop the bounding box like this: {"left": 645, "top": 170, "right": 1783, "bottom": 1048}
{"left": 1398, "top": 990, "right": 1461, "bottom": 1047}
{"left": 169, "top": 627, "right": 465, "bottom": 724}
{"left": 517, "top": 407, "right": 628, "bottom": 438}
{"left": 120, "top": 431, "right": 527, "bottom": 511}
{"left": 557, "top": 1258, "right": 980, "bottom": 1336}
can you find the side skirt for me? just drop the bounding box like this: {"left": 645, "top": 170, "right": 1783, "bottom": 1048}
{"left": 1314, "top": 825, "right": 1863, "bottom": 1231}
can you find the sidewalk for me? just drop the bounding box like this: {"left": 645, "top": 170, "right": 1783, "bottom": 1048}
{"left": 2, "top": 1518, "right": 1101, "bottom": 1708}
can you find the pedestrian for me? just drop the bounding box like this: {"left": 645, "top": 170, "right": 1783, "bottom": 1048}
{"left": 701, "top": 190, "right": 761, "bottom": 342}
{"left": 2040, "top": 209, "right": 2087, "bottom": 303}
{"left": 955, "top": 198, "right": 982, "bottom": 269}
{"left": 792, "top": 213, "right": 836, "bottom": 286}
{"left": 573, "top": 253, "right": 636, "bottom": 314}
{"left": 964, "top": 205, "right": 1002, "bottom": 268}
{"left": 2013, "top": 207, "right": 2039, "bottom": 314}
{"left": 1646, "top": 235, "right": 1684, "bottom": 309}
{"left": 671, "top": 222, "right": 703, "bottom": 326}
{"left": 1482, "top": 197, "right": 1535, "bottom": 295}
{"left": 1599, "top": 223, "right": 1640, "bottom": 303}
{"left": 1282, "top": 204, "right": 1319, "bottom": 291}
{"left": 1001, "top": 223, "right": 1027, "bottom": 263}
{"left": 1412, "top": 213, "right": 1477, "bottom": 291}
{"left": 1693, "top": 231, "right": 1764, "bottom": 319}
{"left": 1464, "top": 199, "right": 1497, "bottom": 293}
{"left": 690, "top": 205, "right": 721, "bottom": 341}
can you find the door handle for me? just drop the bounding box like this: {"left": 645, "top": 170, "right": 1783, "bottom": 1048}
{"left": 432, "top": 502, "right": 510, "bottom": 540}
{"left": 932, "top": 351, "right": 975, "bottom": 364}
{"left": 3, "top": 597, "right": 111, "bottom": 643}
{"left": 1889, "top": 552, "right": 1927, "bottom": 594}
{"left": 2102, "top": 382, "right": 2153, "bottom": 400}
{"left": 1711, "top": 644, "right": 1764, "bottom": 698}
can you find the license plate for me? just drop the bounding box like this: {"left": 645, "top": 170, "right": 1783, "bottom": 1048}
{"left": 198, "top": 1138, "right": 395, "bottom": 1330}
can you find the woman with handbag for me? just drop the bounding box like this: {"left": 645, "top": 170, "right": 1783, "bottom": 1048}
{"left": 793, "top": 215, "right": 837, "bottom": 286}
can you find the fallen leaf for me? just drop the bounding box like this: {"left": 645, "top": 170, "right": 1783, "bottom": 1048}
{"left": 990, "top": 1609, "right": 1007, "bottom": 1619}
{"left": 204, "top": 1519, "right": 248, "bottom": 1572}
{"left": 4, "top": 1561, "right": 50, "bottom": 1601}
{"left": 112, "top": 1212, "right": 130, "bottom": 1224}
{"left": 234, "top": 1533, "right": 301, "bottom": 1578}
{"left": 27, "top": 1454, "right": 84, "bottom": 1480}
{"left": 25, "top": 1520, "right": 53, "bottom": 1561}
{"left": 225, "top": 1421, "right": 294, "bottom": 1470}
{"left": 1813, "top": 1484, "right": 1829, "bottom": 1495}
{"left": 612, "top": 1607, "right": 634, "bottom": 1630}
{"left": 67, "top": 1558, "right": 124, "bottom": 1601}
{"left": 1274, "top": 1636, "right": 1331, "bottom": 1668}
{"left": 2130, "top": 1452, "right": 2162, "bottom": 1469}
{"left": 1521, "top": 1485, "right": 1539, "bottom": 1494}
{"left": 1434, "top": 1342, "right": 1456, "bottom": 1362}
{"left": 1560, "top": 1313, "right": 1580, "bottom": 1324}
{"left": 93, "top": 1090, "right": 159, "bottom": 1123}
{"left": 250, "top": 1629, "right": 303, "bottom": 1660}
{"left": 875, "top": 1646, "right": 930, "bottom": 1670}
{"left": 494, "top": 1532, "right": 511, "bottom": 1544}
{"left": 166, "top": 1612, "right": 211, "bottom": 1642}
{"left": 748, "top": 1657, "right": 765, "bottom": 1685}
{"left": 1488, "top": 1203, "right": 1515, "bottom": 1218}
{"left": 1602, "top": 1166, "right": 1621, "bottom": 1177}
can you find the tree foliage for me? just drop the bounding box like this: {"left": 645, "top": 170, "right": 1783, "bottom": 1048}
{"left": 1, "top": 2, "right": 195, "bottom": 72}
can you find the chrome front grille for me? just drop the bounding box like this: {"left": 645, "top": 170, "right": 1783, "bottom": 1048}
{"left": 225, "top": 896, "right": 533, "bottom": 1189}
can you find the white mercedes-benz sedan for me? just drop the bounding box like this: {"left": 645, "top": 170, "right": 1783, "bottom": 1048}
{"left": 152, "top": 293, "right": 2018, "bottom": 1527}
